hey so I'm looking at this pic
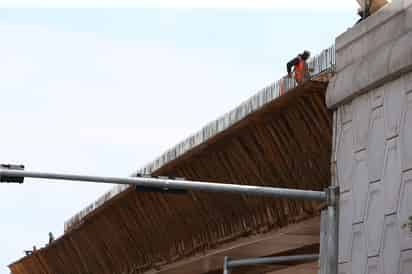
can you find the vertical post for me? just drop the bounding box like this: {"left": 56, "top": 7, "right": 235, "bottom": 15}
{"left": 326, "top": 186, "right": 339, "bottom": 274}
{"left": 223, "top": 256, "right": 230, "bottom": 274}
{"left": 318, "top": 209, "right": 328, "bottom": 274}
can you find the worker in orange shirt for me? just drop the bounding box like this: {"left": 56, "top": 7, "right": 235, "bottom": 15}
{"left": 286, "top": 50, "right": 311, "bottom": 85}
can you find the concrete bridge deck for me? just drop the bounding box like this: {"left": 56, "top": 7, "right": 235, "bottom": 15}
{"left": 9, "top": 46, "right": 335, "bottom": 274}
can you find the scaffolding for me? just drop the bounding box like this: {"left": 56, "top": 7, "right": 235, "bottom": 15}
{"left": 0, "top": 164, "right": 338, "bottom": 274}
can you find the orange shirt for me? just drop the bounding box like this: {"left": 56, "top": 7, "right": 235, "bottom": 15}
{"left": 294, "top": 57, "right": 305, "bottom": 82}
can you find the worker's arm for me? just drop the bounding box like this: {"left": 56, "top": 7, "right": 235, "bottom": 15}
{"left": 287, "top": 57, "right": 299, "bottom": 76}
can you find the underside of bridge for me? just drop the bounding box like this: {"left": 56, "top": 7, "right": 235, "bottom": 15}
{"left": 9, "top": 78, "right": 333, "bottom": 274}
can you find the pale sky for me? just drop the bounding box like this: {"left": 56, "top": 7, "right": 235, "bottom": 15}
{"left": 0, "top": 4, "right": 358, "bottom": 274}
{"left": 4, "top": 0, "right": 360, "bottom": 9}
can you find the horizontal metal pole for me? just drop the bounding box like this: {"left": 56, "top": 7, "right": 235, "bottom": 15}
{"left": 0, "top": 169, "right": 326, "bottom": 201}
{"left": 227, "top": 254, "right": 319, "bottom": 268}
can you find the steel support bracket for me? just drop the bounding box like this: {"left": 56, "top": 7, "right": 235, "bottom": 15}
{"left": 325, "top": 186, "right": 339, "bottom": 207}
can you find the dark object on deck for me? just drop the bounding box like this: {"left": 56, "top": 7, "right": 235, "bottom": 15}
{"left": 48, "top": 232, "right": 54, "bottom": 244}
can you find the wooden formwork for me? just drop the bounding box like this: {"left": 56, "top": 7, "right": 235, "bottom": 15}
{"left": 9, "top": 81, "right": 332, "bottom": 274}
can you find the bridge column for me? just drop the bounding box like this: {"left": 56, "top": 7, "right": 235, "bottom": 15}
{"left": 326, "top": 1, "right": 412, "bottom": 273}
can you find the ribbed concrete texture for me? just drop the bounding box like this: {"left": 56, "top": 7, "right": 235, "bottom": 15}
{"left": 327, "top": 1, "right": 412, "bottom": 273}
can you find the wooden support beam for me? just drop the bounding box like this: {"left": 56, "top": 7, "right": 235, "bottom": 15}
{"left": 145, "top": 217, "right": 320, "bottom": 274}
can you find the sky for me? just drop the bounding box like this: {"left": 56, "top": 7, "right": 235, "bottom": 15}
{"left": 0, "top": 3, "right": 358, "bottom": 274}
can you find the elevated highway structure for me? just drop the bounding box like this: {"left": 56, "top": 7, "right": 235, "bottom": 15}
{"left": 9, "top": 46, "right": 335, "bottom": 274}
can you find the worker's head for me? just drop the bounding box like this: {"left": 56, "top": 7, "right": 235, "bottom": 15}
{"left": 301, "top": 50, "right": 311, "bottom": 60}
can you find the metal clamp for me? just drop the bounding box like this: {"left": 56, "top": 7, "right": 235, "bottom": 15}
{"left": 0, "top": 164, "right": 25, "bottom": 184}
{"left": 325, "top": 186, "right": 339, "bottom": 207}
{"left": 134, "top": 174, "right": 188, "bottom": 195}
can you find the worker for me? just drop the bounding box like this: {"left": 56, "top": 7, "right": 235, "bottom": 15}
{"left": 286, "top": 50, "right": 311, "bottom": 85}
{"left": 48, "top": 232, "right": 54, "bottom": 244}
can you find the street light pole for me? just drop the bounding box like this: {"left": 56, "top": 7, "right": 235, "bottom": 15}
{"left": 0, "top": 165, "right": 327, "bottom": 201}
{"left": 1, "top": 164, "right": 338, "bottom": 274}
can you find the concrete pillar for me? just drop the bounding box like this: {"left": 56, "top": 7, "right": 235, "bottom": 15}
{"left": 326, "top": 1, "right": 412, "bottom": 273}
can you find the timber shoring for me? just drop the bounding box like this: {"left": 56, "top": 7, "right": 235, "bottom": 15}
{"left": 9, "top": 81, "right": 332, "bottom": 274}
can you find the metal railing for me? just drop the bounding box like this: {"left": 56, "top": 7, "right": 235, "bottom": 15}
{"left": 224, "top": 254, "right": 319, "bottom": 274}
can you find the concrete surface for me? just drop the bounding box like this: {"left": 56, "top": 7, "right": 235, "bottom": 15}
{"left": 328, "top": 1, "right": 412, "bottom": 273}
{"left": 327, "top": 0, "right": 412, "bottom": 109}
